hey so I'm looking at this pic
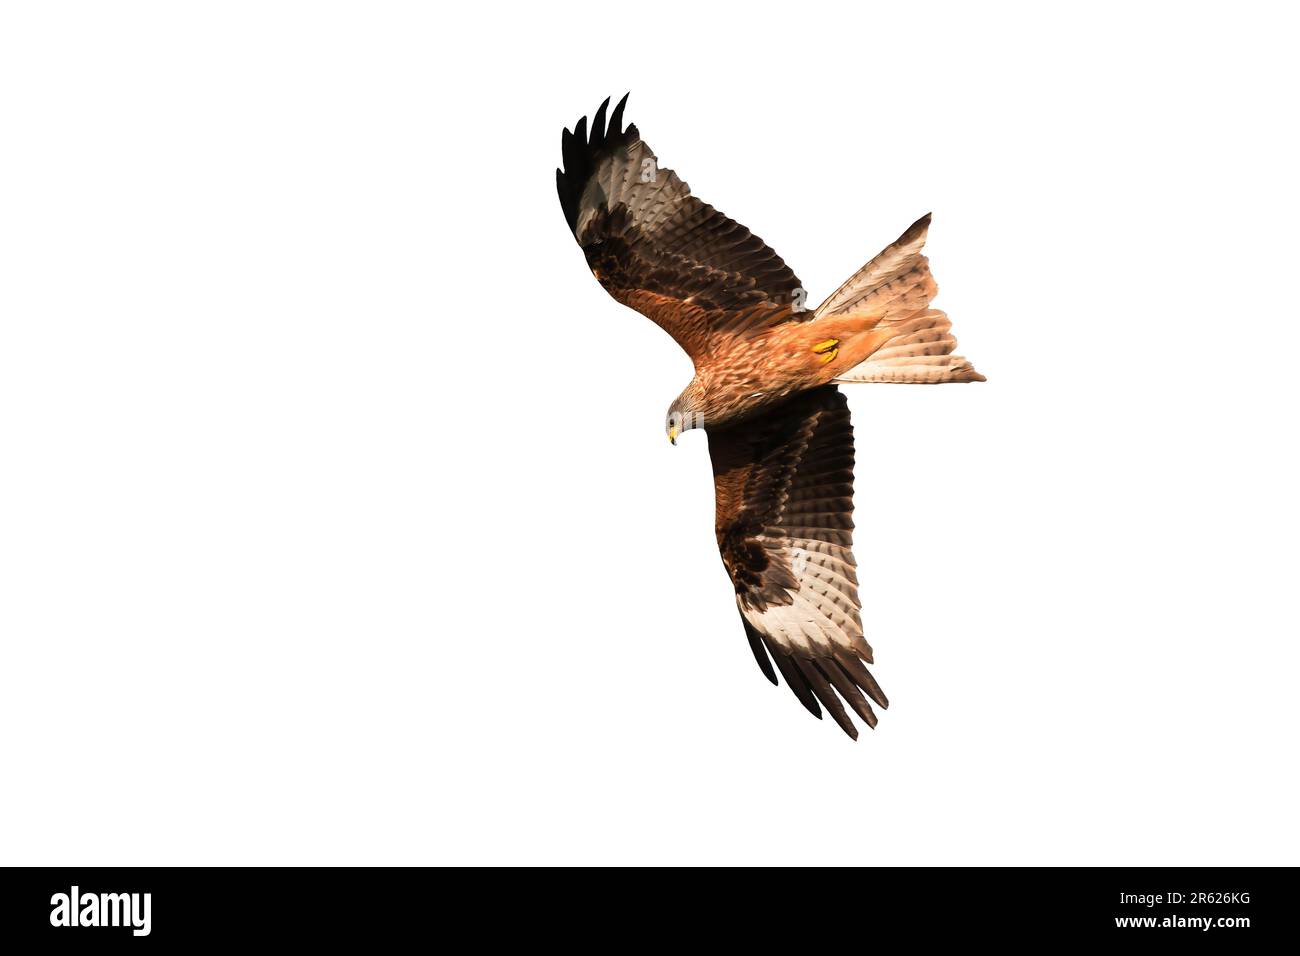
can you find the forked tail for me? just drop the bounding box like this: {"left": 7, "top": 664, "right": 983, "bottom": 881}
{"left": 814, "top": 214, "right": 985, "bottom": 384}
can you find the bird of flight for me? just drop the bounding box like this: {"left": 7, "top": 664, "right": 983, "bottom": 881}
{"left": 556, "top": 95, "right": 985, "bottom": 738}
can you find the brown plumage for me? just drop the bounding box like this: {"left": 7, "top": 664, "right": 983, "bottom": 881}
{"left": 557, "top": 95, "right": 985, "bottom": 738}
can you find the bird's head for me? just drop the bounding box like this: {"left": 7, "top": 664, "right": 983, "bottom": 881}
{"left": 666, "top": 384, "right": 705, "bottom": 445}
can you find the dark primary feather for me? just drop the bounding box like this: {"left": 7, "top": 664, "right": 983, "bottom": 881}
{"left": 767, "top": 640, "right": 821, "bottom": 720}
{"left": 742, "top": 619, "right": 778, "bottom": 686}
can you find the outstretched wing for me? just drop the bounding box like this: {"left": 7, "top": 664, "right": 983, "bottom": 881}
{"left": 557, "top": 95, "right": 807, "bottom": 363}
{"left": 708, "top": 386, "right": 887, "bottom": 739}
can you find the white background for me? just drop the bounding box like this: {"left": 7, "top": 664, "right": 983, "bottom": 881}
{"left": 2, "top": 2, "right": 1297, "bottom": 866}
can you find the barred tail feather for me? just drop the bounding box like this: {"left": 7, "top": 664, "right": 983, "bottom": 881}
{"left": 833, "top": 309, "right": 985, "bottom": 384}
{"left": 816, "top": 214, "right": 985, "bottom": 385}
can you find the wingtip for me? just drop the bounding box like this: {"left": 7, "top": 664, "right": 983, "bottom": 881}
{"left": 557, "top": 95, "right": 637, "bottom": 235}
{"left": 742, "top": 619, "right": 780, "bottom": 686}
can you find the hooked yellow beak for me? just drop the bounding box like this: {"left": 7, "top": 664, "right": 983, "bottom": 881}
{"left": 668, "top": 426, "right": 678, "bottom": 445}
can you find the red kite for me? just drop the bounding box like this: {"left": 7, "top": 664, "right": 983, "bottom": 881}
{"left": 557, "top": 95, "right": 984, "bottom": 738}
